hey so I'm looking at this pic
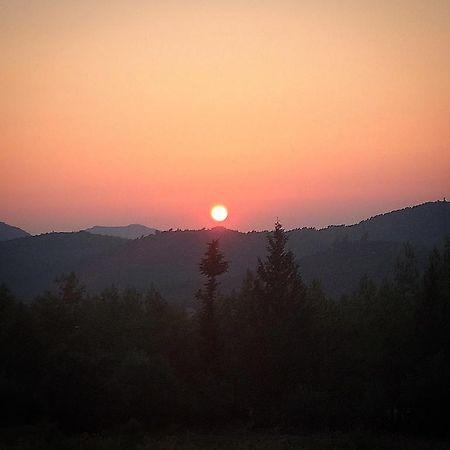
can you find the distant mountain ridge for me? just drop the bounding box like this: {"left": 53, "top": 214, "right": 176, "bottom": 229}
{"left": 1, "top": 201, "right": 449, "bottom": 303}
{"left": 287, "top": 200, "right": 449, "bottom": 257}
{"left": 84, "top": 224, "right": 157, "bottom": 239}
{"left": 0, "top": 222, "right": 30, "bottom": 241}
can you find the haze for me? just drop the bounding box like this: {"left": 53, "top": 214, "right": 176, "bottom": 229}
{"left": 1, "top": 0, "right": 449, "bottom": 234}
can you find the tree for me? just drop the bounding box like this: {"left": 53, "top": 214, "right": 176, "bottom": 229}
{"left": 196, "top": 239, "right": 229, "bottom": 367}
{"left": 57, "top": 272, "right": 84, "bottom": 304}
{"left": 241, "top": 222, "right": 309, "bottom": 423}
{"left": 395, "top": 243, "right": 419, "bottom": 300}
{"left": 256, "top": 221, "right": 305, "bottom": 319}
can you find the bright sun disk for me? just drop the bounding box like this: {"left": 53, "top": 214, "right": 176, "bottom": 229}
{"left": 211, "top": 205, "right": 228, "bottom": 222}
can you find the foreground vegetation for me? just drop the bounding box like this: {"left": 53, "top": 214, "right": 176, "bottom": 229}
{"left": 0, "top": 223, "right": 449, "bottom": 445}
{"left": 2, "top": 428, "right": 450, "bottom": 450}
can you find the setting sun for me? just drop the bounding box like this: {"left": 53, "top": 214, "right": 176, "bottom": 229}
{"left": 211, "top": 205, "right": 228, "bottom": 222}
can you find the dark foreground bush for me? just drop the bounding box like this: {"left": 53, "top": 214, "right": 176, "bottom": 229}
{"left": 1, "top": 428, "right": 450, "bottom": 450}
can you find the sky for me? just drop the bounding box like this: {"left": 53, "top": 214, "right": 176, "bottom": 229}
{"left": 1, "top": 0, "right": 449, "bottom": 234}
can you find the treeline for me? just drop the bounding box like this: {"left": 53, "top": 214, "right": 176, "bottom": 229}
{"left": 0, "top": 223, "right": 449, "bottom": 435}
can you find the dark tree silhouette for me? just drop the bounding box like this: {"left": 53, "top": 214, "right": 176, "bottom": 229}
{"left": 196, "top": 239, "right": 229, "bottom": 367}
{"left": 57, "top": 272, "right": 85, "bottom": 304}
{"left": 235, "top": 221, "right": 311, "bottom": 424}
{"left": 256, "top": 220, "right": 305, "bottom": 318}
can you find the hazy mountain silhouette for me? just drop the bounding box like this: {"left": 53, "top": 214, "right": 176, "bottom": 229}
{"left": 84, "top": 224, "right": 157, "bottom": 239}
{"left": 0, "top": 222, "right": 30, "bottom": 241}
{"left": 0, "top": 201, "right": 448, "bottom": 303}
{"left": 0, "top": 232, "right": 126, "bottom": 299}
{"left": 287, "top": 200, "right": 449, "bottom": 255}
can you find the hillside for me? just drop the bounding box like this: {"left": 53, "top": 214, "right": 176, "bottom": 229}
{"left": 0, "top": 222, "right": 30, "bottom": 241}
{"left": 287, "top": 200, "right": 449, "bottom": 257}
{"left": 0, "top": 201, "right": 448, "bottom": 303}
{"left": 84, "top": 224, "right": 157, "bottom": 239}
{"left": 0, "top": 232, "right": 127, "bottom": 299}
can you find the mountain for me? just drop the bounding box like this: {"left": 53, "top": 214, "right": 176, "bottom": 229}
{"left": 299, "top": 240, "right": 429, "bottom": 298}
{"left": 287, "top": 200, "right": 450, "bottom": 257}
{"left": 0, "top": 222, "right": 30, "bottom": 241}
{"left": 0, "top": 201, "right": 448, "bottom": 303}
{"left": 84, "top": 224, "right": 157, "bottom": 239}
{"left": 0, "top": 232, "right": 127, "bottom": 299}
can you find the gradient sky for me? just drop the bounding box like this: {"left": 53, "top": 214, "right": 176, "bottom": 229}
{"left": 1, "top": 0, "right": 449, "bottom": 234}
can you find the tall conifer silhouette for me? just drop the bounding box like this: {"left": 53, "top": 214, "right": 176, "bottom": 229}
{"left": 256, "top": 221, "right": 304, "bottom": 318}
{"left": 196, "top": 239, "right": 229, "bottom": 367}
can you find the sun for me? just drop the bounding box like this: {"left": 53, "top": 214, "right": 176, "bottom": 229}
{"left": 211, "top": 205, "right": 228, "bottom": 222}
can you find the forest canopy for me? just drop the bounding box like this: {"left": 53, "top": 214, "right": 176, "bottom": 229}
{"left": 0, "top": 224, "right": 449, "bottom": 440}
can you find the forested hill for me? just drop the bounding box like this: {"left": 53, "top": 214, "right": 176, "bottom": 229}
{"left": 287, "top": 200, "right": 449, "bottom": 255}
{"left": 0, "top": 201, "right": 449, "bottom": 303}
{"left": 0, "top": 222, "right": 30, "bottom": 241}
{"left": 84, "top": 224, "right": 157, "bottom": 239}
{"left": 0, "top": 232, "right": 127, "bottom": 300}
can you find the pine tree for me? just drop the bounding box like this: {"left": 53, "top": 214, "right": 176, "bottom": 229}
{"left": 395, "top": 243, "right": 419, "bottom": 300}
{"left": 196, "top": 239, "right": 229, "bottom": 367}
{"left": 251, "top": 221, "right": 308, "bottom": 420}
{"left": 57, "top": 272, "right": 84, "bottom": 304}
{"left": 256, "top": 221, "right": 304, "bottom": 318}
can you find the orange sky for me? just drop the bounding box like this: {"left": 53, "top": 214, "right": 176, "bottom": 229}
{"left": 1, "top": 1, "right": 449, "bottom": 234}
